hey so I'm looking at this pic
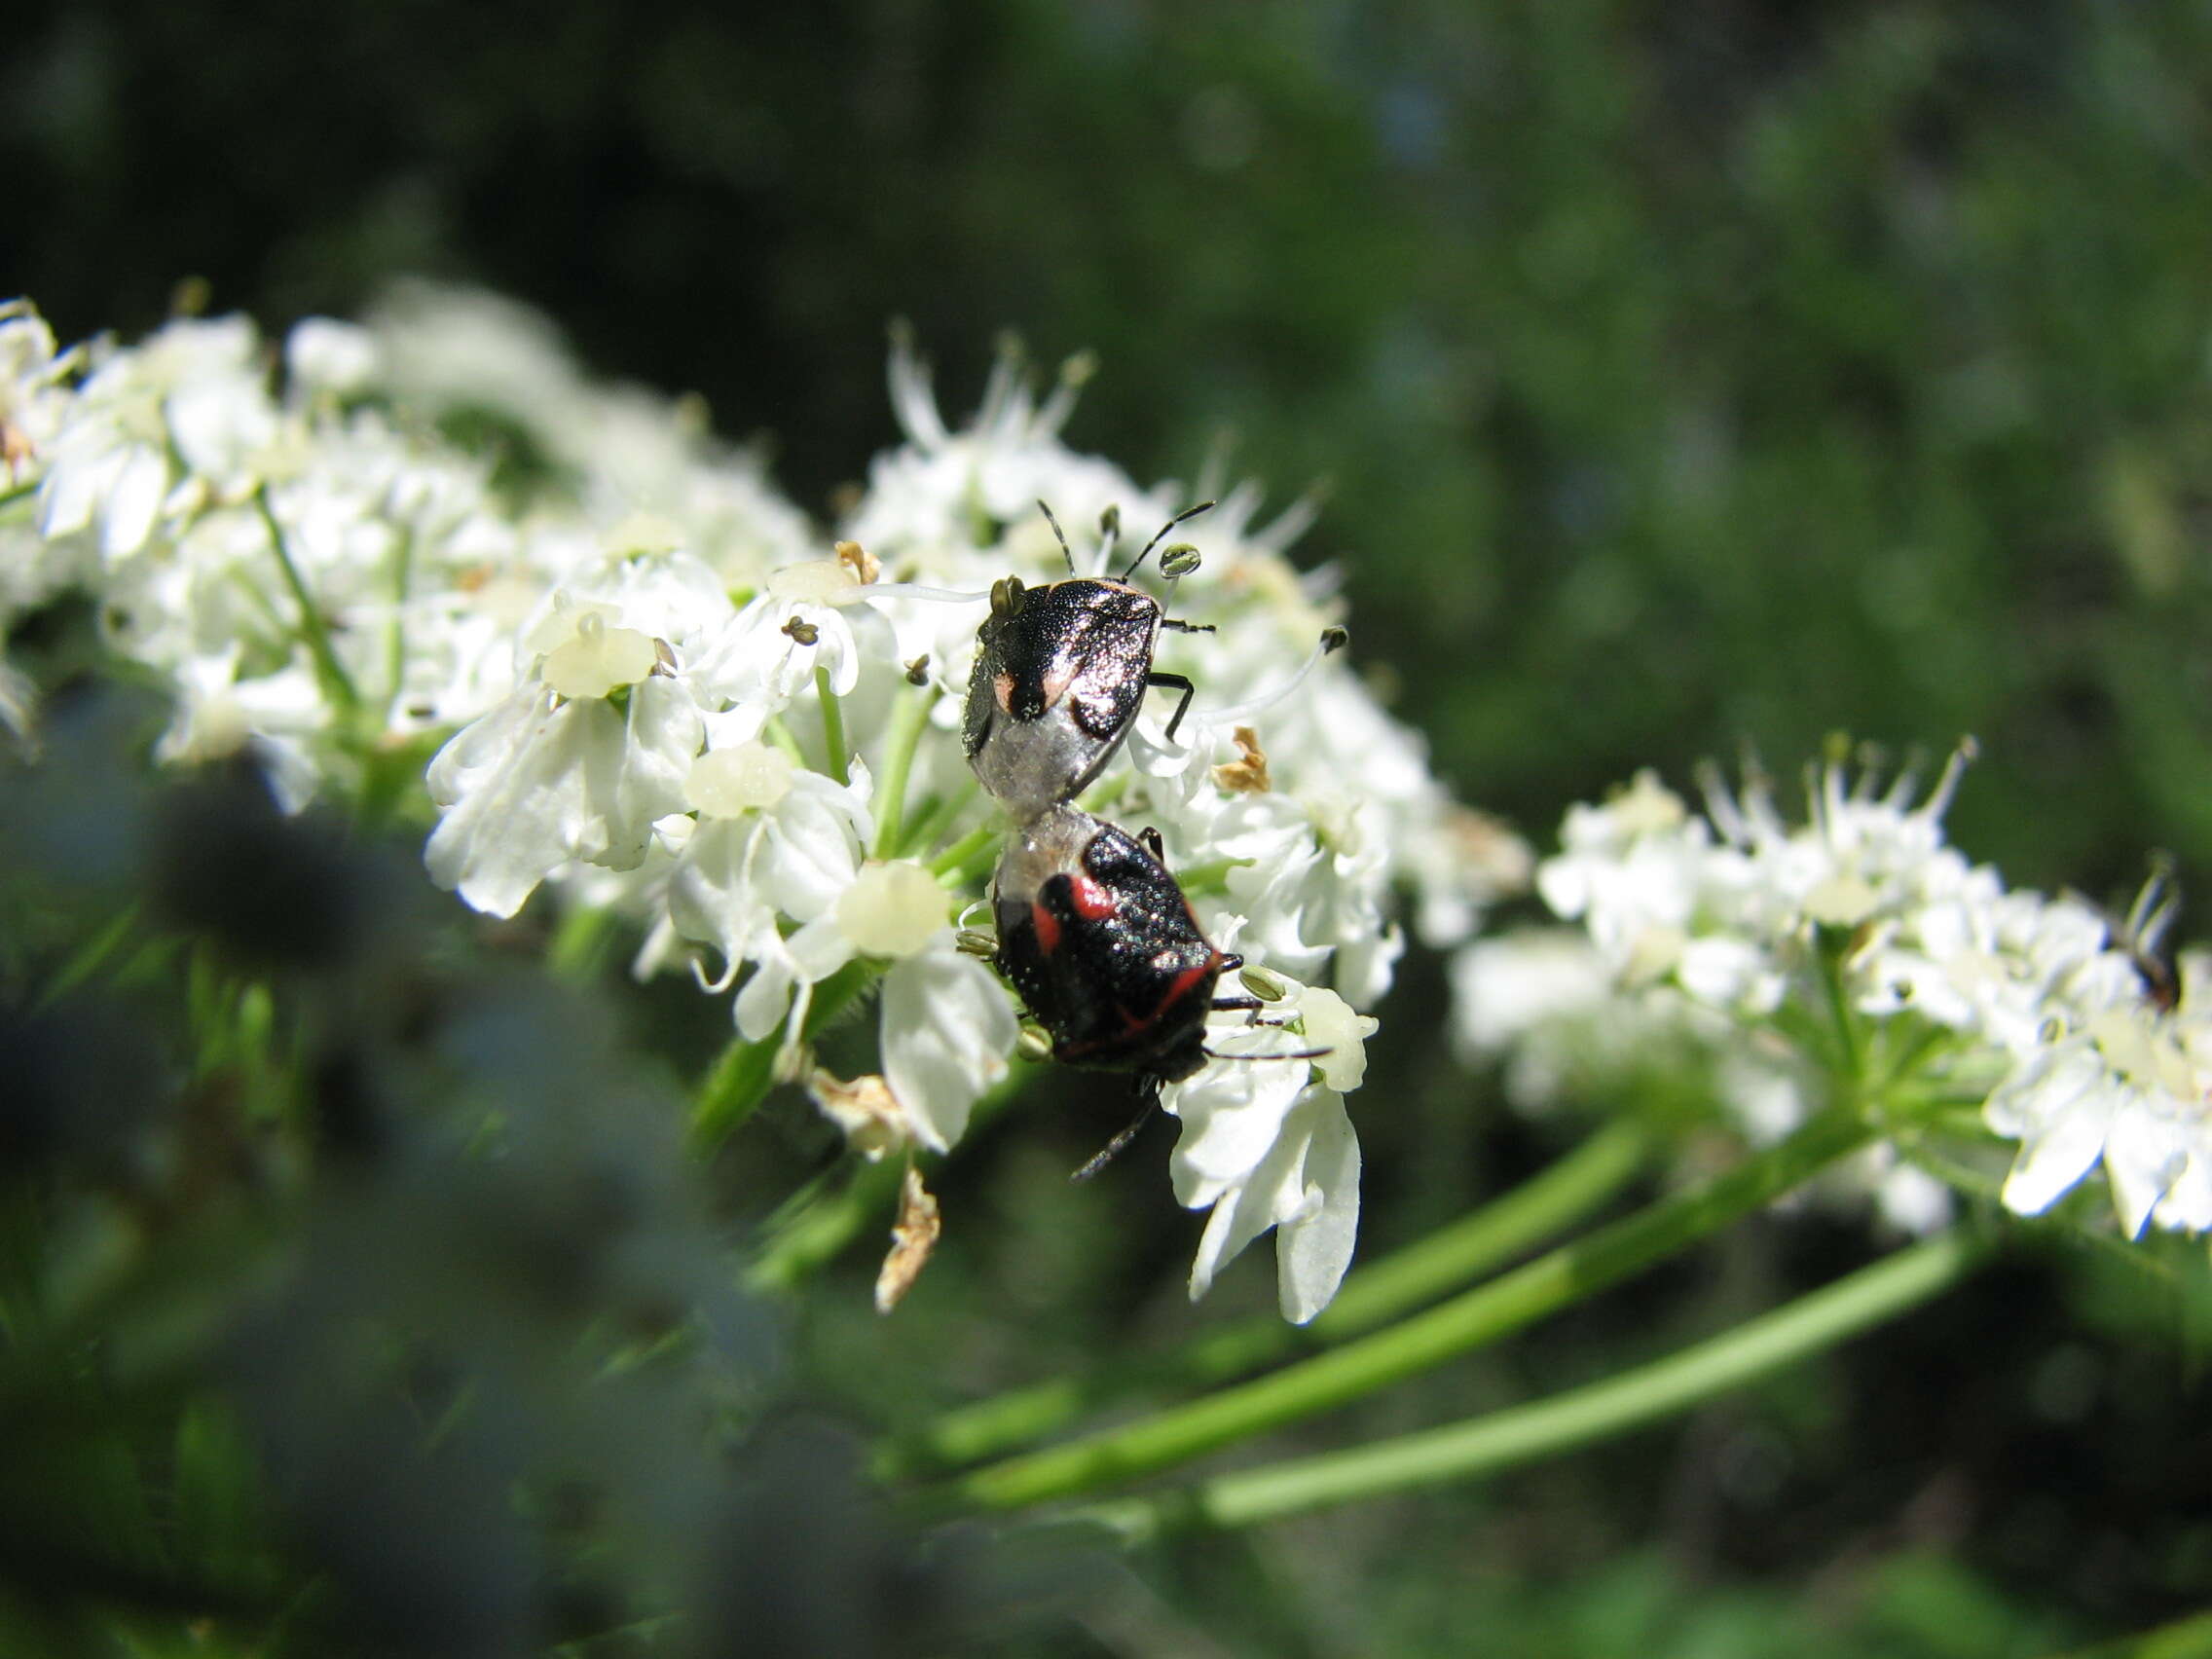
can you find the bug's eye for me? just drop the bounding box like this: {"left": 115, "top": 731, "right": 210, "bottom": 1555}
{"left": 990, "top": 575, "right": 1026, "bottom": 618}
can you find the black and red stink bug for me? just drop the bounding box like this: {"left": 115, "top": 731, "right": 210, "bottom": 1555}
{"left": 963, "top": 499, "right": 1217, "bottom": 823}
{"left": 991, "top": 804, "right": 1315, "bottom": 1177}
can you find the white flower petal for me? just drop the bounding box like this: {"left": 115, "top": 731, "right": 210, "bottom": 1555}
{"left": 424, "top": 693, "right": 611, "bottom": 916}
{"left": 103, "top": 444, "right": 168, "bottom": 557}
{"left": 881, "top": 945, "right": 1017, "bottom": 1151}
{"left": 1276, "top": 1089, "right": 1361, "bottom": 1323}
{"left": 1164, "top": 1059, "right": 1310, "bottom": 1198}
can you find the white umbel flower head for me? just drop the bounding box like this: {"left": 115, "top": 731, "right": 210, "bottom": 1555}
{"left": 1462, "top": 748, "right": 2212, "bottom": 1243}
{"left": 6, "top": 290, "right": 1499, "bottom": 1320}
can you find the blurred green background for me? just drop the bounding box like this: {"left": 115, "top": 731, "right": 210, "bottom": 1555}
{"left": 11, "top": 1, "right": 2212, "bottom": 1652}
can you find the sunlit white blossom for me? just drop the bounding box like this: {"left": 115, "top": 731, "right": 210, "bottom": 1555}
{"left": 1462, "top": 752, "right": 2204, "bottom": 1241}
{"left": 1, "top": 288, "right": 1507, "bottom": 1321}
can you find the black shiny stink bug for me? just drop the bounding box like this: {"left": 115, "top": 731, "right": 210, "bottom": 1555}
{"left": 962, "top": 499, "right": 1216, "bottom": 822}
{"left": 991, "top": 804, "right": 1319, "bottom": 1176}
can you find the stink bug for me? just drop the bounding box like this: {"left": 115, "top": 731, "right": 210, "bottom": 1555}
{"left": 963, "top": 499, "right": 1216, "bottom": 822}
{"left": 992, "top": 804, "right": 1314, "bottom": 1176}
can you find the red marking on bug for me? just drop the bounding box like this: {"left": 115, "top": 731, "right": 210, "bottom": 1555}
{"left": 1156, "top": 961, "right": 1215, "bottom": 1014}
{"left": 1030, "top": 900, "right": 1062, "bottom": 955}
{"left": 993, "top": 671, "right": 1016, "bottom": 714}
{"left": 1119, "top": 960, "right": 1217, "bottom": 1034}
{"left": 1067, "top": 873, "right": 1117, "bottom": 920}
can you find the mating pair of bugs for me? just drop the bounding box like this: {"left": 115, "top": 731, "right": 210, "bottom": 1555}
{"left": 959, "top": 500, "right": 1343, "bottom": 1176}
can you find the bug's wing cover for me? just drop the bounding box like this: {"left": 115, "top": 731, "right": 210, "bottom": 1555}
{"left": 1056, "top": 589, "right": 1160, "bottom": 743}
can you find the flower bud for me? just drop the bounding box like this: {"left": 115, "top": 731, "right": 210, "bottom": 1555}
{"left": 541, "top": 611, "right": 657, "bottom": 699}
{"left": 686, "top": 742, "right": 795, "bottom": 817}
{"left": 1297, "top": 985, "right": 1379, "bottom": 1092}
{"left": 836, "top": 862, "right": 946, "bottom": 958}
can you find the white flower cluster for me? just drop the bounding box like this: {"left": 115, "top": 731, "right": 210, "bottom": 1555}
{"left": 0, "top": 291, "right": 1514, "bottom": 1319}
{"left": 0, "top": 289, "right": 808, "bottom": 800}
{"left": 1456, "top": 755, "right": 2212, "bottom": 1240}
{"left": 833, "top": 343, "right": 1518, "bottom": 1318}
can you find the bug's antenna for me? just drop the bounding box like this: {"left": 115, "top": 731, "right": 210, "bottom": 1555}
{"left": 1037, "top": 499, "right": 1078, "bottom": 575}
{"left": 1120, "top": 499, "right": 1216, "bottom": 583}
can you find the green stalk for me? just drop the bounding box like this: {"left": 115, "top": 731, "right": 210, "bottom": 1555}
{"left": 940, "top": 1102, "right": 1878, "bottom": 1510}
{"left": 884, "top": 1121, "right": 1649, "bottom": 1479}
{"left": 2044, "top": 1609, "right": 2212, "bottom": 1659}
{"left": 871, "top": 686, "right": 937, "bottom": 859}
{"left": 815, "top": 666, "right": 849, "bottom": 786}
{"left": 254, "top": 485, "right": 359, "bottom": 719}
{"left": 548, "top": 903, "right": 620, "bottom": 984}
{"left": 762, "top": 718, "right": 808, "bottom": 768}
{"left": 1311, "top": 1120, "right": 1652, "bottom": 1341}
{"left": 930, "top": 823, "right": 1003, "bottom": 882}
{"left": 690, "top": 960, "right": 876, "bottom": 1148}
{"left": 1069, "top": 1227, "right": 1989, "bottom": 1537}
{"left": 893, "top": 784, "right": 973, "bottom": 862}
{"left": 1816, "top": 928, "right": 1864, "bottom": 1082}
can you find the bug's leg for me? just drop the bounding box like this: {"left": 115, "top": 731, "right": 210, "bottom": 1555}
{"left": 1210, "top": 994, "right": 1292, "bottom": 1029}
{"left": 1070, "top": 1088, "right": 1160, "bottom": 1182}
{"left": 1161, "top": 617, "right": 1216, "bottom": 635}
{"left": 1138, "top": 825, "right": 1167, "bottom": 863}
{"left": 1202, "top": 1044, "right": 1329, "bottom": 1063}
{"left": 1148, "top": 670, "right": 1198, "bottom": 742}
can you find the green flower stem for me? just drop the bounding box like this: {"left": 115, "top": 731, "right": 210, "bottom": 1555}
{"left": 894, "top": 783, "right": 976, "bottom": 862}
{"left": 815, "top": 666, "right": 850, "bottom": 786}
{"left": 930, "top": 823, "right": 1003, "bottom": 883}
{"left": 690, "top": 960, "right": 876, "bottom": 1148}
{"left": 2042, "top": 1608, "right": 2212, "bottom": 1659}
{"left": 762, "top": 718, "right": 808, "bottom": 768}
{"left": 871, "top": 685, "right": 938, "bottom": 859}
{"left": 0, "top": 479, "right": 36, "bottom": 512}
{"left": 883, "top": 1121, "right": 1649, "bottom": 1479}
{"left": 1068, "top": 1226, "right": 1990, "bottom": 1538}
{"left": 1312, "top": 1119, "right": 1652, "bottom": 1340}
{"left": 353, "top": 728, "right": 444, "bottom": 830}
{"left": 1816, "top": 929, "right": 1865, "bottom": 1082}
{"left": 940, "top": 1103, "right": 1879, "bottom": 1511}
{"left": 548, "top": 903, "right": 620, "bottom": 984}
{"left": 253, "top": 485, "right": 359, "bottom": 719}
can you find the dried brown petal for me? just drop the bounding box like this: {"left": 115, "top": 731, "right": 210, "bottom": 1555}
{"left": 874, "top": 1165, "right": 940, "bottom": 1313}
{"left": 1212, "top": 725, "right": 1272, "bottom": 794}
{"left": 834, "top": 539, "right": 881, "bottom": 585}
{"left": 809, "top": 1070, "right": 909, "bottom": 1161}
